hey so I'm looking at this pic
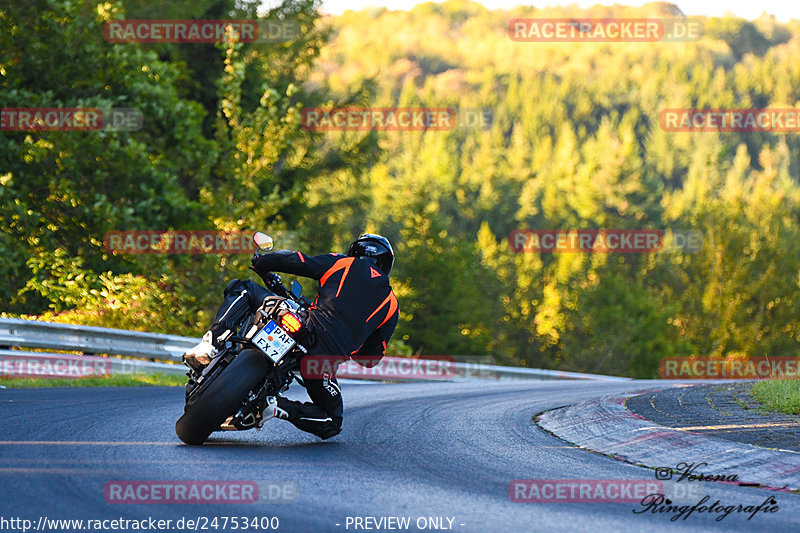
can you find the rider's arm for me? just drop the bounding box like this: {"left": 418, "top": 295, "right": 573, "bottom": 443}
{"left": 253, "top": 250, "right": 342, "bottom": 280}
{"left": 352, "top": 310, "right": 399, "bottom": 368}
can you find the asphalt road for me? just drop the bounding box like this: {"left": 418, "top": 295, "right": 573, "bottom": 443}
{"left": 0, "top": 380, "right": 797, "bottom": 533}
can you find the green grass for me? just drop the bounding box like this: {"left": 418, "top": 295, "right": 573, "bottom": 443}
{"left": 0, "top": 373, "right": 186, "bottom": 388}
{"left": 750, "top": 380, "right": 800, "bottom": 415}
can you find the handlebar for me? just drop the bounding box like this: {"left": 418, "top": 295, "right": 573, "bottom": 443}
{"left": 250, "top": 247, "right": 310, "bottom": 307}
{"left": 249, "top": 266, "right": 312, "bottom": 308}
{"left": 250, "top": 267, "right": 287, "bottom": 296}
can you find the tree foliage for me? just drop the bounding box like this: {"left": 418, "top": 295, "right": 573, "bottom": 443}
{"left": 3, "top": 1, "right": 800, "bottom": 376}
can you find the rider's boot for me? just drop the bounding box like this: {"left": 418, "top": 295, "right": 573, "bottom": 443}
{"left": 181, "top": 323, "right": 231, "bottom": 371}
{"left": 260, "top": 396, "right": 290, "bottom": 425}
{"left": 262, "top": 396, "right": 342, "bottom": 439}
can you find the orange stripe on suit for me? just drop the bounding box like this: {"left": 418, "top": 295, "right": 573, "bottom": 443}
{"left": 365, "top": 292, "right": 399, "bottom": 329}
{"left": 319, "top": 257, "right": 355, "bottom": 298}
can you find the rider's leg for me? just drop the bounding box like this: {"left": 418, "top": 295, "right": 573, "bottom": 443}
{"left": 213, "top": 279, "right": 271, "bottom": 332}
{"left": 268, "top": 359, "right": 343, "bottom": 439}
{"left": 183, "top": 279, "right": 271, "bottom": 369}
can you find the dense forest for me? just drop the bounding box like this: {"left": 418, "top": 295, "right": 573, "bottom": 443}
{"left": 3, "top": 0, "right": 800, "bottom": 377}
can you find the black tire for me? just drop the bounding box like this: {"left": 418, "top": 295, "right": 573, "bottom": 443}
{"left": 175, "top": 349, "right": 270, "bottom": 445}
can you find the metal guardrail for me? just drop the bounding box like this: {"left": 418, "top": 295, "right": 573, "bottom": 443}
{"left": 0, "top": 318, "right": 194, "bottom": 362}
{"left": 0, "top": 318, "right": 630, "bottom": 381}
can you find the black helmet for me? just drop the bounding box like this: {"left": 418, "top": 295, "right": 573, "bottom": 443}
{"left": 347, "top": 233, "right": 394, "bottom": 275}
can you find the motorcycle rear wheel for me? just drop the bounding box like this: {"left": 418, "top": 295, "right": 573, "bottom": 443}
{"left": 175, "top": 348, "right": 269, "bottom": 445}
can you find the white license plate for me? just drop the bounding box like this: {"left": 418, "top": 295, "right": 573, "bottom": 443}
{"left": 253, "top": 320, "right": 295, "bottom": 364}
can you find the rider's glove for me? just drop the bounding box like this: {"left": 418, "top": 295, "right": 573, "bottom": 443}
{"left": 251, "top": 253, "right": 273, "bottom": 275}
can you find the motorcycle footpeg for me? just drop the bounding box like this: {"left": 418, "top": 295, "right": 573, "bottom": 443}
{"left": 219, "top": 411, "right": 259, "bottom": 431}
{"left": 219, "top": 415, "right": 237, "bottom": 431}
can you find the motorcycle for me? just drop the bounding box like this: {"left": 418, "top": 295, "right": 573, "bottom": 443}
{"left": 175, "top": 232, "right": 313, "bottom": 445}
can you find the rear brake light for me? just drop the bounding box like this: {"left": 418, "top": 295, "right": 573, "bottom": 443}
{"left": 280, "top": 312, "right": 302, "bottom": 334}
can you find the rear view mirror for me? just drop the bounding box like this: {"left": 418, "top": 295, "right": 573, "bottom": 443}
{"left": 253, "top": 232, "right": 273, "bottom": 254}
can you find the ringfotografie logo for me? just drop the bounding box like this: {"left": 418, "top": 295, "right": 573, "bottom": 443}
{"left": 633, "top": 494, "right": 779, "bottom": 522}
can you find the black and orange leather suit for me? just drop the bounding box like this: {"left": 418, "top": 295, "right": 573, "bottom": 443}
{"left": 210, "top": 250, "right": 399, "bottom": 438}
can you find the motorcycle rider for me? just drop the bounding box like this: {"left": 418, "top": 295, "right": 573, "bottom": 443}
{"left": 182, "top": 233, "right": 399, "bottom": 440}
